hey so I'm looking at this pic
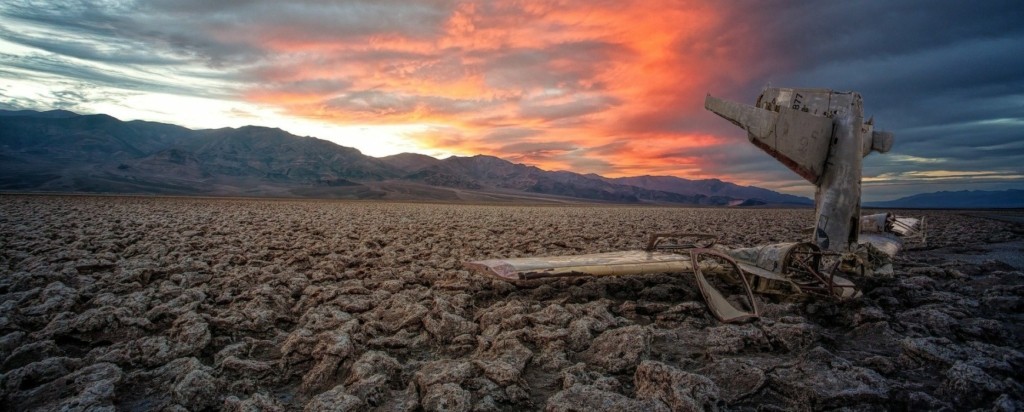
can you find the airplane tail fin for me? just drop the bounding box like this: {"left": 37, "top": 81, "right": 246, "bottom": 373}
{"left": 705, "top": 94, "right": 833, "bottom": 183}
{"left": 704, "top": 95, "right": 777, "bottom": 138}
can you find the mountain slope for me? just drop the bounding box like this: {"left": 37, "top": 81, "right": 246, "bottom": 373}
{"left": 0, "top": 112, "right": 194, "bottom": 160}
{"left": 178, "top": 126, "right": 398, "bottom": 181}
{"left": 403, "top": 155, "right": 735, "bottom": 204}
{"left": 865, "top": 190, "right": 1024, "bottom": 209}
{"left": 607, "top": 175, "right": 812, "bottom": 205}
{"left": 0, "top": 110, "right": 401, "bottom": 195}
{"left": 1, "top": 109, "right": 810, "bottom": 205}
{"left": 379, "top": 152, "right": 442, "bottom": 174}
{"left": 0, "top": 109, "right": 80, "bottom": 118}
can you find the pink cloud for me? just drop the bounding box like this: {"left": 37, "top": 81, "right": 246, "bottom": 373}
{"left": 237, "top": 1, "right": 776, "bottom": 179}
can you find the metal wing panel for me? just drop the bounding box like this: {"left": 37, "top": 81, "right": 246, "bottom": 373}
{"left": 465, "top": 250, "right": 694, "bottom": 280}
{"left": 704, "top": 95, "right": 778, "bottom": 141}
{"left": 466, "top": 249, "right": 760, "bottom": 323}
{"left": 705, "top": 95, "right": 834, "bottom": 183}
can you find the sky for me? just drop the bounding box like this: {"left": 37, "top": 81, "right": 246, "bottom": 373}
{"left": 1, "top": 0, "right": 1022, "bottom": 201}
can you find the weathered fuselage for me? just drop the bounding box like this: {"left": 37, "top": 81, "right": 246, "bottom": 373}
{"left": 705, "top": 88, "right": 893, "bottom": 252}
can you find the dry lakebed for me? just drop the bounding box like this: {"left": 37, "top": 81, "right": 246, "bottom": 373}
{"left": 1, "top": 195, "right": 1022, "bottom": 411}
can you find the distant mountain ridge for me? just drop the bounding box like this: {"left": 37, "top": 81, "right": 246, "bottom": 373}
{"left": 605, "top": 175, "right": 812, "bottom": 205}
{"left": 865, "top": 190, "right": 1024, "bottom": 209}
{"left": 392, "top": 154, "right": 737, "bottom": 204}
{"left": 1, "top": 109, "right": 810, "bottom": 205}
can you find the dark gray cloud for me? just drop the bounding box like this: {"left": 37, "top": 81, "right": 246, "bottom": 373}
{"left": 1, "top": 0, "right": 1021, "bottom": 200}
{"left": 147, "top": 0, "right": 453, "bottom": 41}
{"left": 688, "top": 0, "right": 1024, "bottom": 200}
{"left": 757, "top": 1, "right": 1022, "bottom": 68}
{"left": 0, "top": 0, "right": 453, "bottom": 99}
{"left": 0, "top": 52, "right": 235, "bottom": 99}
{"left": 0, "top": 1, "right": 254, "bottom": 101}
{"left": 0, "top": 27, "right": 185, "bottom": 66}
{"left": 0, "top": 1, "right": 262, "bottom": 67}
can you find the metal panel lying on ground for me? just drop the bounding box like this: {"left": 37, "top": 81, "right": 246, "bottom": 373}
{"left": 467, "top": 88, "right": 925, "bottom": 323}
{"left": 465, "top": 244, "right": 760, "bottom": 323}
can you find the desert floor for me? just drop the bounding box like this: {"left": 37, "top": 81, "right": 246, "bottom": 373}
{"left": 1, "top": 195, "right": 1022, "bottom": 411}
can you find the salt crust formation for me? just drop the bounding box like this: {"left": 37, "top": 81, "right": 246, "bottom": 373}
{"left": 0, "top": 195, "right": 1021, "bottom": 410}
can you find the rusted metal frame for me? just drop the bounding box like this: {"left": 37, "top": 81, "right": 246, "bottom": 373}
{"left": 826, "top": 257, "right": 844, "bottom": 295}
{"left": 791, "top": 258, "right": 832, "bottom": 293}
{"left": 786, "top": 250, "right": 855, "bottom": 298}
{"left": 785, "top": 248, "right": 822, "bottom": 283}
{"left": 645, "top": 233, "right": 718, "bottom": 252}
{"left": 689, "top": 248, "right": 760, "bottom": 323}
{"left": 793, "top": 257, "right": 848, "bottom": 297}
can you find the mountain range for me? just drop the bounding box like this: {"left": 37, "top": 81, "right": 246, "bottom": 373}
{"left": 865, "top": 190, "right": 1024, "bottom": 209}
{"left": 2, "top": 109, "right": 812, "bottom": 205}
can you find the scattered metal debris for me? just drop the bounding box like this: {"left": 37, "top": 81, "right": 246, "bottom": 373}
{"left": 466, "top": 233, "right": 759, "bottom": 323}
{"left": 467, "top": 88, "right": 927, "bottom": 322}
{"left": 723, "top": 241, "right": 860, "bottom": 300}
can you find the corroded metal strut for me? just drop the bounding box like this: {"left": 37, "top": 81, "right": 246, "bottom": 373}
{"left": 465, "top": 88, "right": 925, "bottom": 323}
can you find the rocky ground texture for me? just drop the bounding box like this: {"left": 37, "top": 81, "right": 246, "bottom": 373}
{"left": 1, "top": 195, "right": 1022, "bottom": 411}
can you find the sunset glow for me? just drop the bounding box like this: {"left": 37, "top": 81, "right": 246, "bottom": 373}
{"left": 235, "top": 1, "right": 742, "bottom": 179}
{"left": 2, "top": 1, "right": 1022, "bottom": 200}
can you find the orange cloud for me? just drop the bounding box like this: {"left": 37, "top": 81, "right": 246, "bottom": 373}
{"left": 238, "top": 1, "right": 768, "bottom": 179}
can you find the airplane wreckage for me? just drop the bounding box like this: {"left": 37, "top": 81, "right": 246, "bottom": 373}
{"left": 466, "top": 88, "right": 925, "bottom": 323}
